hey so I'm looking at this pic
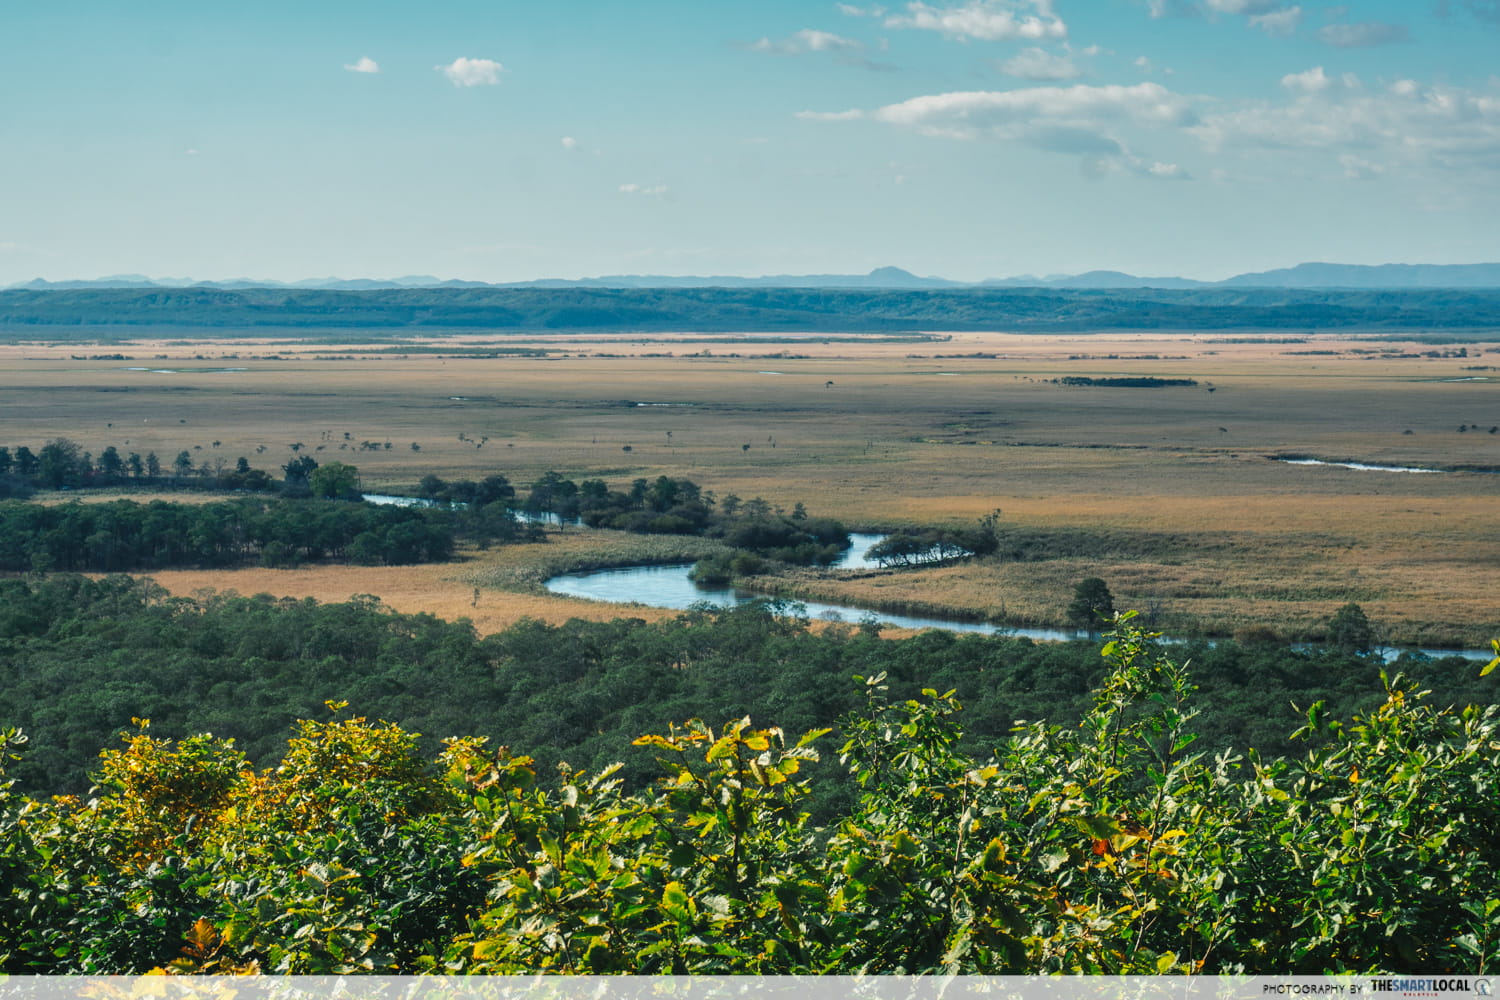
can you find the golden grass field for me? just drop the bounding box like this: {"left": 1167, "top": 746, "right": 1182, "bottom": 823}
{"left": 4, "top": 329, "right": 1498, "bottom": 645}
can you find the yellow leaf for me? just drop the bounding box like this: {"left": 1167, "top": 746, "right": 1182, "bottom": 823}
{"left": 705, "top": 734, "right": 738, "bottom": 762}
{"left": 183, "top": 917, "right": 220, "bottom": 958}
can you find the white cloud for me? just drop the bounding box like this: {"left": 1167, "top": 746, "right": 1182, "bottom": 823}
{"left": 1281, "top": 66, "right": 1330, "bottom": 95}
{"left": 997, "top": 47, "right": 1082, "bottom": 80}
{"left": 1193, "top": 74, "right": 1500, "bottom": 172}
{"left": 749, "top": 28, "right": 865, "bottom": 55}
{"left": 800, "top": 28, "right": 863, "bottom": 52}
{"left": 801, "top": 82, "right": 1196, "bottom": 176}
{"left": 1316, "top": 20, "right": 1409, "bottom": 47}
{"left": 619, "top": 183, "right": 669, "bottom": 197}
{"left": 1203, "top": 0, "right": 1284, "bottom": 13}
{"left": 1150, "top": 0, "right": 1307, "bottom": 35}
{"left": 795, "top": 72, "right": 1500, "bottom": 182}
{"left": 865, "top": 82, "right": 1196, "bottom": 134}
{"left": 747, "top": 28, "right": 895, "bottom": 69}
{"left": 837, "top": 2, "right": 887, "bottom": 14}
{"left": 1249, "top": 5, "right": 1302, "bottom": 36}
{"left": 884, "top": 0, "right": 1067, "bottom": 41}
{"left": 795, "top": 108, "right": 868, "bottom": 121}
{"left": 438, "top": 57, "right": 504, "bottom": 87}
{"left": 561, "top": 136, "right": 578, "bottom": 151}
{"left": 344, "top": 56, "right": 380, "bottom": 74}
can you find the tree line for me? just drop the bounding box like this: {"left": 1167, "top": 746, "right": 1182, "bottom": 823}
{"left": 7, "top": 285, "right": 1500, "bottom": 332}
{"left": 0, "top": 437, "right": 320, "bottom": 498}
{"left": 0, "top": 446, "right": 848, "bottom": 575}
{"left": 0, "top": 497, "right": 463, "bottom": 572}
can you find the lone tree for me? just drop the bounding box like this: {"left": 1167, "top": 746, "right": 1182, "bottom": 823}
{"left": 1067, "top": 577, "right": 1116, "bottom": 631}
{"left": 1327, "top": 602, "right": 1376, "bottom": 654}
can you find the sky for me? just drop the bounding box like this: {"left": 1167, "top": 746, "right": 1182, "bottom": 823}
{"left": 3, "top": 0, "right": 1499, "bottom": 284}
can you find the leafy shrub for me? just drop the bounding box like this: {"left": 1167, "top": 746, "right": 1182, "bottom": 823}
{"left": 1, "top": 618, "right": 1495, "bottom": 974}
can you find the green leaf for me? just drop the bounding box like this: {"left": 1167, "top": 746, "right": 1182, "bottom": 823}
{"left": 706, "top": 734, "right": 737, "bottom": 763}
{"left": 1072, "top": 814, "right": 1124, "bottom": 839}
{"left": 661, "top": 880, "right": 692, "bottom": 923}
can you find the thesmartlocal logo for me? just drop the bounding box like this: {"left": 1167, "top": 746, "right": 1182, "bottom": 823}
{"left": 1367, "top": 979, "right": 1490, "bottom": 997}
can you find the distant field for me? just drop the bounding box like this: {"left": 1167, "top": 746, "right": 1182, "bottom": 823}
{"left": 5, "top": 328, "right": 1499, "bottom": 645}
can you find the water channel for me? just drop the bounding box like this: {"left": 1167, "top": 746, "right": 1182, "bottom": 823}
{"left": 546, "top": 534, "right": 1082, "bottom": 642}
{"left": 544, "top": 533, "right": 1489, "bottom": 661}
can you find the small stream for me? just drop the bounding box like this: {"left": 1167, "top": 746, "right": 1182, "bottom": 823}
{"left": 1274, "top": 458, "right": 1445, "bottom": 474}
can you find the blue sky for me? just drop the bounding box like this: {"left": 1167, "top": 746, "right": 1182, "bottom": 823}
{"left": 3, "top": 0, "right": 1498, "bottom": 283}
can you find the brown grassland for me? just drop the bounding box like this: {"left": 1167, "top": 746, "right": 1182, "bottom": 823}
{"left": 4, "top": 329, "right": 1498, "bottom": 646}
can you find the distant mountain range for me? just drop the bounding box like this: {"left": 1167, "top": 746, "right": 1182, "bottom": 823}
{"left": 10, "top": 261, "right": 1500, "bottom": 291}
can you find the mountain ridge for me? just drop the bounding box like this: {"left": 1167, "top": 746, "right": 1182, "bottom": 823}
{"left": 10, "top": 261, "right": 1500, "bottom": 292}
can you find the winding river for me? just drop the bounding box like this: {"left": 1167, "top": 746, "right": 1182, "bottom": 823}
{"left": 547, "top": 534, "right": 1081, "bottom": 642}
{"left": 357, "top": 497, "right": 1489, "bottom": 661}
{"left": 544, "top": 533, "right": 1490, "bottom": 661}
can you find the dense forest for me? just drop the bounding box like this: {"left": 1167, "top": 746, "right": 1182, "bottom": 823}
{"left": 0, "top": 497, "right": 474, "bottom": 571}
{"left": 1, "top": 602, "right": 1494, "bottom": 973}
{"left": 2, "top": 574, "right": 1492, "bottom": 805}
{"left": 6, "top": 286, "right": 1500, "bottom": 333}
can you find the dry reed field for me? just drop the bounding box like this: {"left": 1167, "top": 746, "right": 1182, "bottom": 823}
{"left": 4, "top": 329, "right": 1498, "bottom": 644}
{"left": 139, "top": 534, "right": 690, "bottom": 636}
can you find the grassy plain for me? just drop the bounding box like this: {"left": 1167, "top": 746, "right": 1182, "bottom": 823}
{"left": 5, "top": 329, "right": 1498, "bottom": 645}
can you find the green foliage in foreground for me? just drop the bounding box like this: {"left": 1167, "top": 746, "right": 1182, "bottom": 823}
{"left": 1, "top": 617, "right": 1496, "bottom": 975}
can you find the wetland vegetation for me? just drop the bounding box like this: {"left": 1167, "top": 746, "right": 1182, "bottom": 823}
{"left": 0, "top": 323, "right": 1497, "bottom": 973}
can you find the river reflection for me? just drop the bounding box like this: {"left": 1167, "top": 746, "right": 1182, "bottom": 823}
{"left": 546, "top": 533, "right": 1085, "bottom": 641}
